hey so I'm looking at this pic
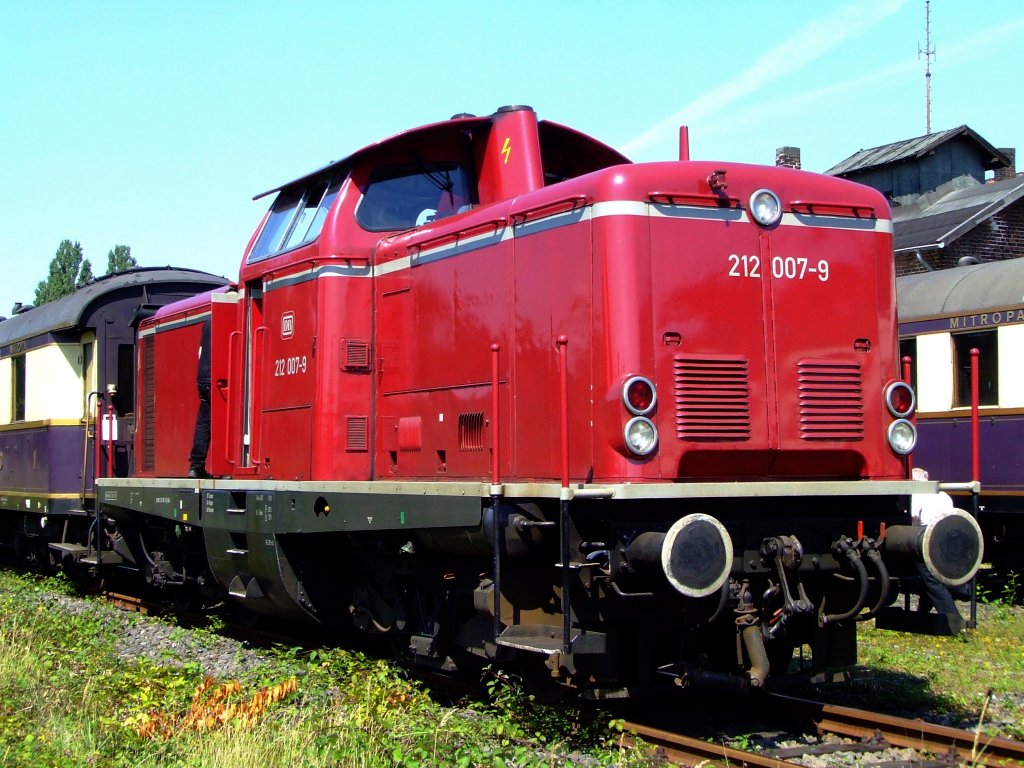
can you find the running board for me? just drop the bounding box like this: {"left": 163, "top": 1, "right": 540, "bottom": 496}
{"left": 496, "top": 625, "right": 606, "bottom": 654}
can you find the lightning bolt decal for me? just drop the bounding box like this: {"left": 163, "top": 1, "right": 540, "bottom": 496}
{"left": 501, "top": 137, "right": 511, "bottom": 164}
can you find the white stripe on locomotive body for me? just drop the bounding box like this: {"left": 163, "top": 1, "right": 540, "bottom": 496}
{"left": 599, "top": 200, "right": 892, "bottom": 232}
{"left": 139, "top": 310, "right": 213, "bottom": 338}
{"left": 165, "top": 201, "right": 894, "bottom": 303}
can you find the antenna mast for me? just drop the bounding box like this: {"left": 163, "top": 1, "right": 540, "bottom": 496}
{"left": 918, "top": 0, "right": 936, "bottom": 134}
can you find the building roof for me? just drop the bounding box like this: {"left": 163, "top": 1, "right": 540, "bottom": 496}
{"left": 825, "top": 125, "right": 1010, "bottom": 177}
{"left": 891, "top": 175, "right": 1024, "bottom": 253}
{"left": 898, "top": 258, "right": 1024, "bottom": 320}
{"left": 0, "top": 267, "right": 228, "bottom": 347}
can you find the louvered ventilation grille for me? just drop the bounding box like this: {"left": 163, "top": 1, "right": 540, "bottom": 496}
{"left": 797, "top": 360, "right": 864, "bottom": 440}
{"left": 674, "top": 356, "right": 751, "bottom": 440}
{"left": 346, "top": 416, "right": 368, "bottom": 452}
{"left": 458, "top": 412, "right": 485, "bottom": 451}
{"left": 141, "top": 337, "right": 155, "bottom": 471}
{"left": 342, "top": 340, "right": 371, "bottom": 371}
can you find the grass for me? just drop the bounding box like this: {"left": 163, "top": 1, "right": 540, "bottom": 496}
{"left": 2, "top": 570, "right": 1022, "bottom": 766}
{"left": 0, "top": 571, "right": 643, "bottom": 767}
{"left": 809, "top": 575, "right": 1024, "bottom": 741}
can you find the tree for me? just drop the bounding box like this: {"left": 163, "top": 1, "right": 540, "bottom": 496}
{"left": 35, "top": 240, "right": 92, "bottom": 305}
{"left": 106, "top": 244, "right": 137, "bottom": 275}
{"left": 78, "top": 258, "right": 94, "bottom": 288}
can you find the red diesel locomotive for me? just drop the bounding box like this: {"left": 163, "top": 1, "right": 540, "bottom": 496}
{"left": 93, "top": 106, "right": 981, "bottom": 692}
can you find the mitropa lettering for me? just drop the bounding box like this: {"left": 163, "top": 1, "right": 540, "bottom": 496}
{"left": 949, "top": 310, "right": 1024, "bottom": 329}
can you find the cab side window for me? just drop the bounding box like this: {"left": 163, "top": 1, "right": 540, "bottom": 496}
{"left": 356, "top": 163, "right": 472, "bottom": 232}
{"left": 249, "top": 175, "right": 343, "bottom": 263}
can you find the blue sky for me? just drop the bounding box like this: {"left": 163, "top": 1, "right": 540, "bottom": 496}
{"left": 2, "top": 0, "right": 1022, "bottom": 316}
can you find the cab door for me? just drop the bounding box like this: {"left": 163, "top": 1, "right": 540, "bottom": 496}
{"left": 257, "top": 275, "right": 318, "bottom": 480}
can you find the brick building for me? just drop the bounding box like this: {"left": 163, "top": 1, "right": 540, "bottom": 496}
{"left": 824, "top": 127, "right": 1022, "bottom": 276}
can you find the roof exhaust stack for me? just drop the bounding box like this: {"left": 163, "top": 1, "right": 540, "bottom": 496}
{"left": 994, "top": 148, "right": 1016, "bottom": 182}
{"left": 776, "top": 146, "right": 801, "bottom": 169}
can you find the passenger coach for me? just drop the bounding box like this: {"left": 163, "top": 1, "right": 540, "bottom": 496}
{"left": 898, "top": 258, "right": 1024, "bottom": 572}
{"left": 0, "top": 267, "right": 228, "bottom": 563}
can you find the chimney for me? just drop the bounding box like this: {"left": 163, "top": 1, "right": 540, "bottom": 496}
{"left": 994, "top": 148, "right": 1016, "bottom": 182}
{"left": 776, "top": 146, "right": 801, "bottom": 169}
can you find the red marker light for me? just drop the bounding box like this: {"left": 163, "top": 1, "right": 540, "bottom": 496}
{"left": 885, "top": 381, "right": 916, "bottom": 418}
{"left": 623, "top": 376, "right": 656, "bottom": 415}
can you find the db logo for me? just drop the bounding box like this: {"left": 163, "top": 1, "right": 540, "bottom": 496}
{"left": 281, "top": 312, "right": 295, "bottom": 339}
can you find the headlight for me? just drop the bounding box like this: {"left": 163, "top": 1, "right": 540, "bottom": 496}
{"left": 624, "top": 417, "right": 658, "bottom": 456}
{"left": 749, "top": 189, "right": 782, "bottom": 227}
{"left": 623, "top": 376, "right": 657, "bottom": 415}
{"left": 887, "top": 419, "right": 917, "bottom": 455}
{"left": 885, "top": 381, "right": 916, "bottom": 417}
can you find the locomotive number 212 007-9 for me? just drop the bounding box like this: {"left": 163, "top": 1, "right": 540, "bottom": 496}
{"left": 274, "top": 356, "right": 308, "bottom": 376}
{"left": 727, "top": 254, "right": 830, "bottom": 282}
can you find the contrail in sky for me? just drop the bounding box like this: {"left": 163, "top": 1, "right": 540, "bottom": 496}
{"left": 620, "top": 0, "right": 909, "bottom": 156}
{"left": 677, "top": 12, "right": 1024, "bottom": 159}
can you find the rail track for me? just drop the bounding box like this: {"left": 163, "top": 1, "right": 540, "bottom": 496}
{"left": 621, "top": 693, "right": 1024, "bottom": 767}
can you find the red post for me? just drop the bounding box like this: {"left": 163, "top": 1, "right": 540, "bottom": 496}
{"left": 557, "top": 336, "right": 569, "bottom": 488}
{"left": 902, "top": 355, "right": 914, "bottom": 474}
{"left": 94, "top": 397, "right": 103, "bottom": 483}
{"left": 490, "top": 344, "right": 500, "bottom": 485}
{"left": 106, "top": 403, "right": 115, "bottom": 478}
{"left": 678, "top": 126, "right": 690, "bottom": 161}
{"left": 556, "top": 335, "right": 572, "bottom": 653}
{"left": 970, "top": 348, "right": 980, "bottom": 482}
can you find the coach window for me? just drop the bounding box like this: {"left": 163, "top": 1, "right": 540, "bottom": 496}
{"left": 356, "top": 163, "right": 472, "bottom": 232}
{"left": 248, "top": 175, "right": 343, "bottom": 263}
{"left": 12, "top": 354, "right": 25, "bottom": 421}
{"left": 953, "top": 330, "right": 997, "bottom": 407}
{"left": 113, "top": 344, "right": 135, "bottom": 416}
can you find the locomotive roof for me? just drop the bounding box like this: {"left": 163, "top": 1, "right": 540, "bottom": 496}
{"left": 897, "top": 258, "right": 1024, "bottom": 321}
{"left": 0, "top": 267, "right": 228, "bottom": 347}
{"left": 253, "top": 109, "right": 630, "bottom": 200}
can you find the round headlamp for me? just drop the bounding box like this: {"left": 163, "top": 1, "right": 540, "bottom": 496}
{"left": 749, "top": 189, "right": 782, "bottom": 227}
{"left": 887, "top": 419, "right": 917, "bottom": 455}
{"left": 624, "top": 417, "right": 658, "bottom": 456}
